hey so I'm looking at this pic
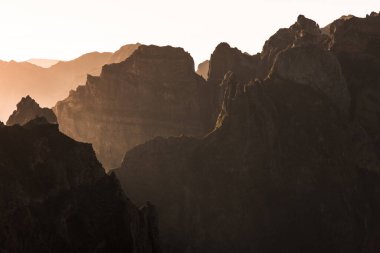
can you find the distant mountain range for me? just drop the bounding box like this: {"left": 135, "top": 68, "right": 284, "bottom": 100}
{"left": 0, "top": 43, "right": 141, "bottom": 121}
{"left": 26, "top": 58, "right": 59, "bottom": 68}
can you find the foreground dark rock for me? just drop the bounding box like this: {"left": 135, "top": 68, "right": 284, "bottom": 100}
{"left": 117, "top": 13, "right": 380, "bottom": 253}
{"left": 0, "top": 119, "right": 161, "bottom": 253}
{"left": 6, "top": 96, "right": 57, "bottom": 126}
{"left": 55, "top": 45, "right": 209, "bottom": 169}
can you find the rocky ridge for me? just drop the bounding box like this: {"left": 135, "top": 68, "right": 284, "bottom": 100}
{"left": 6, "top": 96, "right": 57, "bottom": 126}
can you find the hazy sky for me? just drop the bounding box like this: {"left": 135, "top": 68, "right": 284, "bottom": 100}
{"left": 0, "top": 0, "right": 378, "bottom": 65}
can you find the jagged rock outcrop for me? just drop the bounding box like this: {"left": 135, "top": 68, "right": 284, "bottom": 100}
{"left": 208, "top": 42, "right": 260, "bottom": 86}
{"left": 196, "top": 60, "right": 209, "bottom": 79}
{"left": 117, "top": 13, "right": 380, "bottom": 253}
{"left": 0, "top": 119, "right": 161, "bottom": 253}
{"left": 55, "top": 45, "right": 208, "bottom": 169}
{"left": 259, "top": 15, "right": 329, "bottom": 77}
{"left": 6, "top": 96, "right": 57, "bottom": 126}
{"left": 205, "top": 43, "right": 260, "bottom": 129}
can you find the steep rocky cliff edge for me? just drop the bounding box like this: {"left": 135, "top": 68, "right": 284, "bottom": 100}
{"left": 0, "top": 119, "right": 161, "bottom": 253}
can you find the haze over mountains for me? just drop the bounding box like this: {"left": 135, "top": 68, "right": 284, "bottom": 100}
{"left": 0, "top": 9, "right": 379, "bottom": 253}
{"left": 27, "top": 59, "right": 59, "bottom": 68}
{"left": 0, "top": 43, "right": 141, "bottom": 122}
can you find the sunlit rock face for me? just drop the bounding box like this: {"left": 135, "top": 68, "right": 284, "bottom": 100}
{"left": 54, "top": 45, "right": 209, "bottom": 169}
{"left": 0, "top": 119, "right": 161, "bottom": 253}
{"left": 6, "top": 95, "right": 57, "bottom": 126}
{"left": 196, "top": 60, "right": 209, "bottom": 80}
{"left": 117, "top": 14, "right": 380, "bottom": 253}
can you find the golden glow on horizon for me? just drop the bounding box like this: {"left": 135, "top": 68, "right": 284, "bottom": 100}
{"left": 0, "top": 0, "right": 378, "bottom": 65}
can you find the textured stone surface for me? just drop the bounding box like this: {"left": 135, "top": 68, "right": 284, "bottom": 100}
{"left": 55, "top": 45, "right": 208, "bottom": 169}
{"left": 0, "top": 119, "right": 161, "bottom": 253}
{"left": 6, "top": 96, "right": 57, "bottom": 126}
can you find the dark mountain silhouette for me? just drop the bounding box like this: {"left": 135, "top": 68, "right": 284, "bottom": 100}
{"left": 54, "top": 45, "right": 209, "bottom": 169}
{"left": 6, "top": 96, "right": 57, "bottom": 126}
{"left": 116, "top": 13, "right": 380, "bottom": 253}
{"left": 0, "top": 118, "right": 161, "bottom": 252}
{"left": 0, "top": 43, "right": 141, "bottom": 122}
{"left": 2, "top": 10, "right": 378, "bottom": 253}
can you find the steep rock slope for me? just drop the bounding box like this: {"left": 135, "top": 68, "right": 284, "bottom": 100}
{"left": 55, "top": 45, "right": 208, "bottom": 169}
{"left": 6, "top": 96, "right": 57, "bottom": 126}
{"left": 117, "top": 14, "right": 380, "bottom": 253}
{"left": 0, "top": 119, "right": 161, "bottom": 253}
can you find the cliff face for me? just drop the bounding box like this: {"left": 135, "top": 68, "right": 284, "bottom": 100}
{"left": 205, "top": 43, "right": 261, "bottom": 129}
{"left": 54, "top": 45, "right": 208, "bottom": 169}
{"left": 328, "top": 13, "right": 380, "bottom": 143}
{"left": 6, "top": 96, "right": 57, "bottom": 126}
{"left": 117, "top": 14, "right": 380, "bottom": 253}
{"left": 0, "top": 119, "right": 161, "bottom": 253}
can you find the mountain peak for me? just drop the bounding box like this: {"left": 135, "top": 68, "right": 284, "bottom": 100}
{"left": 7, "top": 96, "right": 57, "bottom": 126}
